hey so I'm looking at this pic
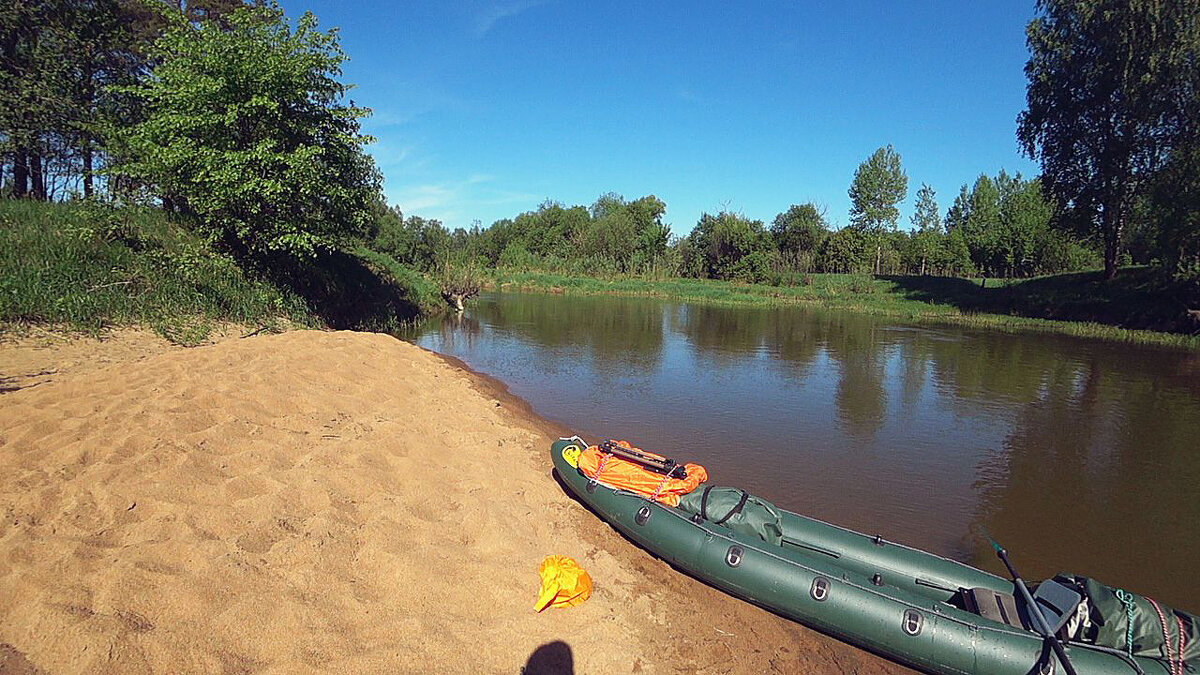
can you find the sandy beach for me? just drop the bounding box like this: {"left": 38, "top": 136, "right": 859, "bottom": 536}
{"left": 0, "top": 329, "right": 913, "bottom": 674}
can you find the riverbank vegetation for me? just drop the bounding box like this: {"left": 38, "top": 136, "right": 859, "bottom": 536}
{"left": 391, "top": 158, "right": 1196, "bottom": 339}
{"left": 0, "top": 199, "right": 441, "bottom": 343}
{"left": 0, "top": 1, "right": 444, "bottom": 342}
{"left": 487, "top": 270, "right": 1200, "bottom": 349}
{"left": 399, "top": 0, "right": 1200, "bottom": 340}
{"left": 2, "top": 1, "right": 1197, "bottom": 344}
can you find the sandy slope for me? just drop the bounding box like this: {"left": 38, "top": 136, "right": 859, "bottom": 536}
{"left": 0, "top": 329, "right": 912, "bottom": 674}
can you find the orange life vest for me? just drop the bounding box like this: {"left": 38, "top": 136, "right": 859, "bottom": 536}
{"left": 576, "top": 440, "right": 708, "bottom": 507}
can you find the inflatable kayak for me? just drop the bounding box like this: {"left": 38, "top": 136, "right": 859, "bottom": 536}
{"left": 551, "top": 437, "right": 1197, "bottom": 675}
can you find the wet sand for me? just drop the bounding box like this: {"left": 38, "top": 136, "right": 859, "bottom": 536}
{"left": 0, "top": 329, "right": 914, "bottom": 674}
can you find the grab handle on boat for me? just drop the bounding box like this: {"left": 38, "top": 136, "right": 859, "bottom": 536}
{"left": 989, "top": 537, "right": 1080, "bottom": 675}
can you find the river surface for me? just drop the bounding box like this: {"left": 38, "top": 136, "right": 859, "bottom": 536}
{"left": 405, "top": 291, "right": 1200, "bottom": 611}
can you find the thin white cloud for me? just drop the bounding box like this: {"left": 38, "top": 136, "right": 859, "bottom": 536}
{"left": 387, "top": 175, "right": 538, "bottom": 227}
{"left": 368, "top": 138, "right": 426, "bottom": 175}
{"left": 393, "top": 183, "right": 457, "bottom": 213}
{"left": 473, "top": 0, "right": 548, "bottom": 38}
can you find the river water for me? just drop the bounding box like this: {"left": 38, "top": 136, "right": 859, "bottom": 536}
{"left": 405, "top": 291, "right": 1200, "bottom": 611}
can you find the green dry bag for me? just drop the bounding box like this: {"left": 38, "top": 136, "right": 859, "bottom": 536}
{"left": 678, "top": 486, "right": 784, "bottom": 545}
{"left": 1053, "top": 573, "right": 1199, "bottom": 662}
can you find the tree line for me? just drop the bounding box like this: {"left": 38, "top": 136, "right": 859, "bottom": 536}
{"left": 398, "top": 146, "right": 1097, "bottom": 286}
{"left": 376, "top": 0, "right": 1200, "bottom": 289}
{"left": 2, "top": 0, "right": 1197, "bottom": 307}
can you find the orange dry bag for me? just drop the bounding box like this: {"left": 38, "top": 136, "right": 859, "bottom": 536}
{"left": 575, "top": 440, "right": 707, "bottom": 507}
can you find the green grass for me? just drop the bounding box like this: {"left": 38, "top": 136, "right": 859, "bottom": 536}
{"left": 488, "top": 269, "right": 1200, "bottom": 349}
{"left": 0, "top": 200, "right": 440, "bottom": 344}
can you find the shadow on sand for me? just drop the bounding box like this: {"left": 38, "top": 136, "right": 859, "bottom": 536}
{"left": 522, "top": 640, "right": 574, "bottom": 675}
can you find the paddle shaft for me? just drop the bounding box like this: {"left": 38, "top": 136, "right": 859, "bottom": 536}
{"left": 995, "top": 547, "right": 1080, "bottom": 675}
{"left": 599, "top": 440, "right": 687, "bottom": 478}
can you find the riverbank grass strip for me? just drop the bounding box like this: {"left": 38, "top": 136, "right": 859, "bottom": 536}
{"left": 488, "top": 271, "right": 1200, "bottom": 350}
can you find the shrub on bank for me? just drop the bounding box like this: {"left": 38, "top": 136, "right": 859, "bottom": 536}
{"left": 0, "top": 200, "right": 438, "bottom": 342}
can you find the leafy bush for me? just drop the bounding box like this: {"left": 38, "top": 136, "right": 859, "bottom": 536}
{"left": 111, "top": 5, "right": 379, "bottom": 260}
{"left": 727, "top": 249, "right": 776, "bottom": 284}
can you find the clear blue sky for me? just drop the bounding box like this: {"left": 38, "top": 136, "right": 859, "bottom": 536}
{"left": 280, "top": 0, "right": 1041, "bottom": 236}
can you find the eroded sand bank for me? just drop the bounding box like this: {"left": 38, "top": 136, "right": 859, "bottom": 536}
{"left": 0, "top": 329, "right": 912, "bottom": 674}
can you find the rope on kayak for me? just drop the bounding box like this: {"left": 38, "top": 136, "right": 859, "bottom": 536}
{"left": 1115, "top": 589, "right": 1137, "bottom": 658}
{"left": 1147, "top": 596, "right": 1186, "bottom": 675}
{"left": 648, "top": 471, "right": 672, "bottom": 503}
{"left": 594, "top": 450, "right": 614, "bottom": 482}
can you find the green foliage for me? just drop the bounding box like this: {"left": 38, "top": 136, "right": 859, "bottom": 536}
{"left": 940, "top": 228, "right": 977, "bottom": 277}
{"left": 366, "top": 201, "right": 455, "bottom": 274}
{"left": 1, "top": 1, "right": 259, "bottom": 200}
{"left": 465, "top": 194, "right": 670, "bottom": 277}
{"left": 685, "top": 210, "right": 772, "bottom": 281}
{"left": 949, "top": 171, "right": 1091, "bottom": 278}
{"left": 0, "top": 199, "right": 312, "bottom": 341}
{"left": 726, "top": 249, "right": 778, "bottom": 285}
{"left": 2, "top": 1, "right": 109, "bottom": 198}
{"left": 848, "top": 144, "right": 908, "bottom": 273}
{"left": 911, "top": 184, "right": 940, "bottom": 233}
{"left": 908, "top": 184, "right": 942, "bottom": 275}
{"left": 1147, "top": 144, "right": 1200, "bottom": 276}
{"left": 848, "top": 145, "right": 909, "bottom": 235}
{"left": 819, "top": 227, "right": 872, "bottom": 274}
{"left": 771, "top": 203, "right": 828, "bottom": 271}
{"left": 499, "top": 240, "right": 537, "bottom": 270}
{"left": 1018, "top": 0, "right": 1200, "bottom": 278}
{"left": 110, "top": 3, "right": 379, "bottom": 260}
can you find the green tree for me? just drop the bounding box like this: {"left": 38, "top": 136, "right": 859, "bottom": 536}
{"left": 909, "top": 183, "right": 941, "bottom": 275}
{"left": 939, "top": 227, "right": 976, "bottom": 276}
{"left": 944, "top": 184, "right": 971, "bottom": 233}
{"left": 687, "top": 210, "right": 770, "bottom": 280}
{"left": 1018, "top": 0, "right": 1200, "bottom": 279}
{"left": 819, "top": 227, "right": 872, "bottom": 274}
{"left": 848, "top": 144, "right": 908, "bottom": 273}
{"left": 586, "top": 193, "right": 669, "bottom": 274}
{"left": 627, "top": 194, "right": 671, "bottom": 274}
{"left": 0, "top": 0, "right": 253, "bottom": 200}
{"left": 954, "top": 172, "right": 1075, "bottom": 277}
{"left": 999, "top": 176, "right": 1057, "bottom": 276}
{"left": 110, "top": 3, "right": 379, "bottom": 259}
{"left": 1148, "top": 145, "right": 1200, "bottom": 276}
{"left": 1, "top": 0, "right": 79, "bottom": 199}
{"left": 963, "top": 174, "right": 1003, "bottom": 276}
{"left": 770, "top": 203, "right": 827, "bottom": 271}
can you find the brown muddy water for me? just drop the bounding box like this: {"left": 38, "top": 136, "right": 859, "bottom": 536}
{"left": 405, "top": 291, "right": 1200, "bottom": 611}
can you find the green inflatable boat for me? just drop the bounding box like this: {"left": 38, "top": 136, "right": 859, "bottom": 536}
{"left": 551, "top": 437, "right": 1197, "bottom": 675}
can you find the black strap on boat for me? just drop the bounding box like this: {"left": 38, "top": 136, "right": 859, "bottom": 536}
{"left": 598, "top": 439, "right": 688, "bottom": 479}
{"left": 700, "top": 486, "right": 749, "bottom": 525}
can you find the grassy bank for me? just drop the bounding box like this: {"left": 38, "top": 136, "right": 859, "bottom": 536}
{"left": 489, "top": 270, "right": 1200, "bottom": 349}
{"left": 0, "top": 200, "right": 440, "bottom": 344}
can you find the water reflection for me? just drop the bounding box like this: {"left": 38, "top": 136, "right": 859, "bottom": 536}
{"left": 407, "top": 291, "right": 1200, "bottom": 610}
{"left": 977, "top": 354, "right": 1200, "bottom": 603}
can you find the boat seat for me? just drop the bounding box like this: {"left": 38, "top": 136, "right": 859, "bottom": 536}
{"left": 962, "top": 587, "right": 1026, "bottom": 628}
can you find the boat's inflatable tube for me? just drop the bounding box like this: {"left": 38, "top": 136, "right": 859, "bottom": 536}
{"left": 551, "top": 437, "right": 1190, "bottom": 675}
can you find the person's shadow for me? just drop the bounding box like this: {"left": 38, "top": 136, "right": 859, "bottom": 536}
{"left": 522, "top": 640, "right": 574, "bottom": 675}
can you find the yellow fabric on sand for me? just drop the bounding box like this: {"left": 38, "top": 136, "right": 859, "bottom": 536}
{"left": 535, "top": 555, "right": 592, "bottom": 612}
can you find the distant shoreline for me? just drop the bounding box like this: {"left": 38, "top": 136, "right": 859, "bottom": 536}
{"left": 485, "top": 271, "right": 1200, "bottom": 350}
